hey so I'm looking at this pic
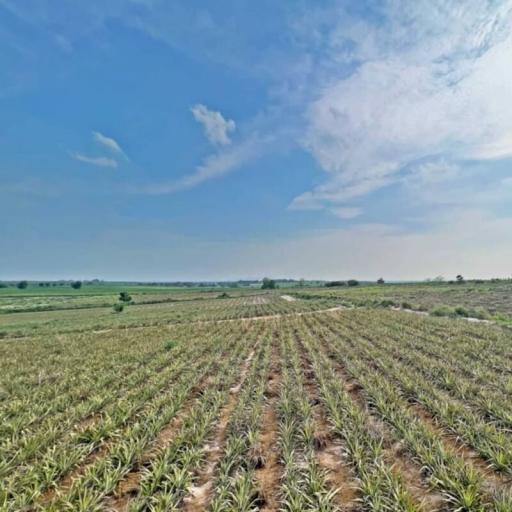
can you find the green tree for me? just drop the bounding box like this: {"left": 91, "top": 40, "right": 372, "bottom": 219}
{"left": 347, "top": 279, "right": 359, "bottom": 287}
{"left": 17, "top": 281, "right": 28, "bottom": 289}
{"left": 377, "top": 277, "right": 385, "bottom": 285}
{"left": 71, "top": 281, "right": 82, "bottom": 289}
{"left": 261, "top": 277, "right": 276, "bottom": 290}
{"left": 456, "top": 274, "right": 465, "bottom": 284}
{"left": 119, "top": 291, "right": 132, "bottom": 302}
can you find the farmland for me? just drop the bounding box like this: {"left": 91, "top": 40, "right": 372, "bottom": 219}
{"left": 1, "top": 284, "right": 512, "bottom": 511}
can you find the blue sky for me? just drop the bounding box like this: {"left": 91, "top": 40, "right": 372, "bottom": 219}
{"left": 2, "top": 1, "right": 512, "bottom": 281}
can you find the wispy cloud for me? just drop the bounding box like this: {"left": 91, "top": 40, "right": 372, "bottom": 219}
{"left": 142, "top": 136, "right": 265, "bottom": 194}
{"left": 331, "top": 207, "right": 362, "bottom": 220}
{"left": 289, "top": 1, "right": 512, "bottom": 210}
{"left": 191, "top": 104, "right": 235, "bottom": 146}
{"left": 93, "top": 131, "right": 128, "bottom": 160}
{"left": 70, "top": 152, "right": 118, "bottom": 169}
{"left": 69, "top": 131, "right": 127, "bottom": 169}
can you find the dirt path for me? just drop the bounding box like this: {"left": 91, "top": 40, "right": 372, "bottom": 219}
{"left": 280, "top": 295, "right": 296, "bottom": 302}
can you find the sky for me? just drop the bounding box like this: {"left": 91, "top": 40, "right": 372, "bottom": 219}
{"left": 2, "top": 0, "right": 512, "bottom": 281}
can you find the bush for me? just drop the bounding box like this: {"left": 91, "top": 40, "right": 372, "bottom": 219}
{"left": 164, "top": 340, "right": 177, "bottom": 351}
{"left": 325, "top": 281, "right": 346, "bottom": 287}
{"left": 0, "top": 283, "right": 7, "bottom": 288}
{"left": 119, "top": 292, "right": 132, "bottom": 303}
{"left": 347, "top": 279, "right": 359, "bottom": 287}
{"left": 454, "top": 306, "right": 469, "bottom": 317}
{"left": 71, "top": 281, "right": 82, "bottom": 289}
{"left": 401, "top": 301, "right": 413, "bottom": 310}
{"left": 113, "top": 303, "right": 124, "bottom": 313}
{"left": 17, "top": 281, "right": 28, "bottom": 289}
{"left": 379, "top": 299, "right": 395, "bottom": 307}
{"left": 217, "top": 292, "right": 230, "bottom": 299}
{"left": 430, "top": 305, "right": 455, "bottom": 317}
{"left": 467, "top": 307, "right": 490, "bottom": 320}
{"left": 377, "top": 278, "right": 385, "bottom": 284}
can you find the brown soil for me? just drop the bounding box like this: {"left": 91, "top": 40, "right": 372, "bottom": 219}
{"left": 180, "top": 349, "right": 257, "bottom": 511}
{"left": 297, "top": 324, "right": 445, "bottom": 511}
{"left": 298, "top": 347, "right": 361, "bottom": 511}
{"left": 253, "top": 342, "right": 282, "bottom": 511}
{"left": 409, "top": 403, "right": 512, "bottom": 494}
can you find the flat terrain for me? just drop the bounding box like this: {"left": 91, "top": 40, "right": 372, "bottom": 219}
{"left": 1, "top": 283, "right": 512, "bottom": 511}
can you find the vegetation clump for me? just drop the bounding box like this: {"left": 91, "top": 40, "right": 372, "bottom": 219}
{"left": 119, "top": 291, "right": 132, "bottom": 303}
{"left": 261, "top": 277, "right": 276, "bottom": 289}
{"left": 113, "top": 303, "right": 124, "bottom": 313}
{"left": 164, "top": 340, "right": 177, "bottom": 350}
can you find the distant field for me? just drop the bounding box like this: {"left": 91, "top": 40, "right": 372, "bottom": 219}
{"left": 294, "top": 280, "right": 512, "bottom": 320}
{"left": 1, "top": 284, "right": 512, "bottom": 510}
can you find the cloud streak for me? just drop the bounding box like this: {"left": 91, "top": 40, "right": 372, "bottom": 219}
{"left": 69, "top": 152, "right": 118, "bottom": 168}
{"left": 93, "top": 131, "right": 128, "bottom": 160}
{"left": 142, "top": 136, "right": 264, "bottom": 194}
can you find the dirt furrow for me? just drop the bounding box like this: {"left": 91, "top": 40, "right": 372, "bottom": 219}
{"left": 253, "top": 337, "right": 282, "bottom": 512}
{"left": 180, "top": 348, "right": 257, "bottom": 511}
{"left": 300, "top": 356, "right": 360, "bottom": 511}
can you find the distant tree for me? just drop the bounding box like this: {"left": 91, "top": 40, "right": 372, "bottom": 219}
{"left": 119, "top": 291, "right": 132, "bottom": 302}
{"left": 325, "top": 281, "right": 346, "bottom": 287}
{"left": 377, "top": 277, "right": 385, "bottom": 285}
{"left": 0, "top": 283, "right": 7, "bottom": 288}
{"left": 347, "top": 279, "right": 359, "bottom": 287}
{"left": 38, "top": 282, "right": 45, "bottom": 287}
{"left": 17, "top": 281, "right": 28, "bottom": 289}
{"left": 299, "top": 278, "right": 305, "bottom": 288}
{"left": 261, "top": 278, "right": 276, "bottom": 290}
{"left": 456, "top": 274, "right": 465, "bottom": 284}
{"left": 71, "top": 281, "right": 82, "bottom": 290}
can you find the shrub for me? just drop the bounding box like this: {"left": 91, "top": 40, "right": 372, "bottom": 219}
{"left": 430, "top": 305, "right": 455, "bottom": 317}
{"left": 0, "top": 283, "right": 7, "bottom": 288}
{"left": 325, "top": 281, "right": 346, "bottom": 287}
{"left": 119, "top": 292, "right": 132, "bottom": 303}
{"left": 164, "top": 340, "right": 177, "bottom": 351}
{"left": 217, "top": 292, "right": 230, "bottom": 299}
{"left": 347, "top": 279, "right": 359, "bottom": 287}
{"left": 379, "top": 299, "right": 395, "bottom": 307}
{"left": 377, "top": 277, "right": 385, "bottom": 284}
{"left": 401, "top": 301, "right": 413, "bottom": 310}
{"left": 71, "top": 281, "right": 82, "bottom": 289}
{"left": 467, "top": 307, "right": 490, "bottom": 320}
{"left": 454, "top": 306, "right": 469, "bottom": 317}
{"left": 17, "top": 281, "right": 28, "bottom": 289}
{"left": 113, "top": 303, "right": 124, "bottom": 313}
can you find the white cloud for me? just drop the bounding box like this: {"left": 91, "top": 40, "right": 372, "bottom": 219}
{"left": 93, "top": 131, "right": 128, "bottom": 159}
{"left": 331, "top": 207, "right": 362, "bottom": 219}
{"left": 70, "top": 152, "right": 118, "bottom": 169}
{"left": 191, "top": 104, "right": 235, "bottom": 146}
{"left": 404, "top": 160, "right": 460, "bottom": 188}
{"left": 469, "top": 132, "right": 512, "bottom": 161}
{"left": 291, "top": 1, "right": 512, "bottom": 210}
{"left": 142, "top": 136, "right": 265, "bottom": 194}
